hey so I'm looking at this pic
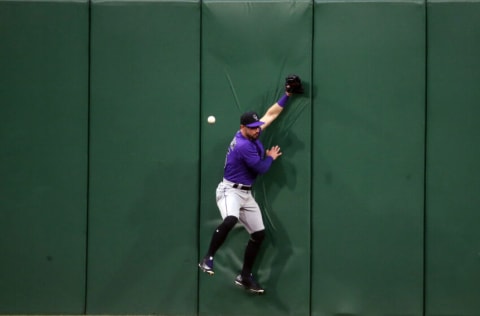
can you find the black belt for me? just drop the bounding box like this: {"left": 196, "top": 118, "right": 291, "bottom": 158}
{"left": 232, "top": 183, "right": 252, "bottom": 191}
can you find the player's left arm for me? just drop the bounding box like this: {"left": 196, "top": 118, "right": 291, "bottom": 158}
{"left": 260, "top": 75, "right": 304, "bottom": 130}
{"left": 260, "top": 92, "right": 291, "bottom": 130}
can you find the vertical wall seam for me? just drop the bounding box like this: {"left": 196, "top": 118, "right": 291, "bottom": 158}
{"left": 309, "top": 1, "right": 315, "bottom": 315}
{"left": 423, "top": 1, "right": 429, "bottom": 315}
{"left": 84, "top": 0, "right": 92, "bottom": 313}
{"left": 196, "top": 1, "right": 203, "bottom": 315}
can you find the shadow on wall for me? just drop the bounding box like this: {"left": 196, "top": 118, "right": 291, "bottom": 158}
{"left": 253, "top": 91, "right": 309, "bottom": 313}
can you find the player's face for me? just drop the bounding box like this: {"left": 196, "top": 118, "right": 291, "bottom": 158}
{"left": 244, "top": 126, "right": 261, "bottom": 140}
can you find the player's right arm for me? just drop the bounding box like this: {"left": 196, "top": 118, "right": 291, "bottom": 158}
{"left": 241, "top": 144, "right": 274, "bottom": 175}
{"left": 266, "top": 145, "right": 282, "bottom": 160}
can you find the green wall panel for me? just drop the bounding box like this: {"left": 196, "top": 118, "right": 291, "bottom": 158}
{"left": 0, "top": 0, "right": 89, "bottom": 313}
{"left": 425, "top": 2, "right": 480, "bottom": 315}
{"left": 1, "top": 0, "right": 479, "bottom": 314}
{"left": 199, "top": 1, "right": 312, "bottom": 315}
{"left": 87, "top": 1, "right": 200, "bottom": 314}
{"left": 312, "top": 1, "right": 425, "bottom": 315}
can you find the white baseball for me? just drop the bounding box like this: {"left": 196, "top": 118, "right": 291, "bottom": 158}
{"left": 207, "top": 115, "right": 216, "bottom": 124}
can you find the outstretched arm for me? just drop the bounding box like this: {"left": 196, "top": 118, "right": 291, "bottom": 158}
{"left": 260, "top": 92, "right": 292, "bottom": 130}
{"left": 260, "top": 75, "right": 304, "bottom": 130}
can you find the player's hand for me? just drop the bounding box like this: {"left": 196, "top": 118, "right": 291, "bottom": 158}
{"left": 266, "top": 145, "right": 282, "bottom": 160}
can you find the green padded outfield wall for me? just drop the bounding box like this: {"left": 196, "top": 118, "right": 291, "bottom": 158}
{"left": 425, "top": 1, "right": 480, "bottom": 315}
{"left": 2, "top": 0, "right": 480, "bottom": 315}
{"left": 312, "top": 0, "right": 426, "bottom": 315}
{"left": 199, "top": 1, "right": 312, "bottom": 315}
{"left": 0, "top": 0, "right": 89, "bottom": 313}
{"left": 86, "top": 0, "right": 200, "bottom": 314}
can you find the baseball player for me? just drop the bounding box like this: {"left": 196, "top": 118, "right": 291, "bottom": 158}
{"left": 198, "top": 75, "right": 304, "bottom": 294}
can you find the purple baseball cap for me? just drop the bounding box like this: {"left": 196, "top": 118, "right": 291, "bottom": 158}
{"left": 240, "top": 111, "right": 264, "bottom": 128}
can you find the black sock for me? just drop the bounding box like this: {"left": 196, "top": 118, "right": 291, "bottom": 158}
{"left": 206, "top": 216, "right": 238, "bottom": 258}
{"left": 241, "top": 230, "right": 265, "bottom": 276}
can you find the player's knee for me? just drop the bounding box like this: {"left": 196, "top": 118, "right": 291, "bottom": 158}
{"left": 220, "top": 215, "right": 238, "bottom": 231}
{"left": 250, "top": 229, "right": 265, "bottom": 244}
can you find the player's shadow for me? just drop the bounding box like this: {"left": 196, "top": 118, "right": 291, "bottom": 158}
{"left": 249, "top": 93, "right": 309, "bottom": 312}
{"left": 254, "top": 128, "right": 307, "bottom": 313}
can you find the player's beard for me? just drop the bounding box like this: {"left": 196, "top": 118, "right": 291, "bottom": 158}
{"left": 248, "top": 132, "right": 259, "bottom": 141}
{"left": 242, "top": 126, "right": 260, "bottom": 141}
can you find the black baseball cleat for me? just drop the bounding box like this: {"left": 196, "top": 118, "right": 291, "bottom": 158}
{"left": 198, "top": 257, "right": 214, "bottom": 275}
{"left": 234, "top": 274, "right": 265, "bottom": 294}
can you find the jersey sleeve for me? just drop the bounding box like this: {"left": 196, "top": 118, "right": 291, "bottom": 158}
{"left": 239, "top": 142, "right": 273, "bottom": 175}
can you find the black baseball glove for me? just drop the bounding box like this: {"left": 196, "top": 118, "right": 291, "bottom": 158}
{"left": 285, "top": 74, "right": 304, "bottom": 94}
